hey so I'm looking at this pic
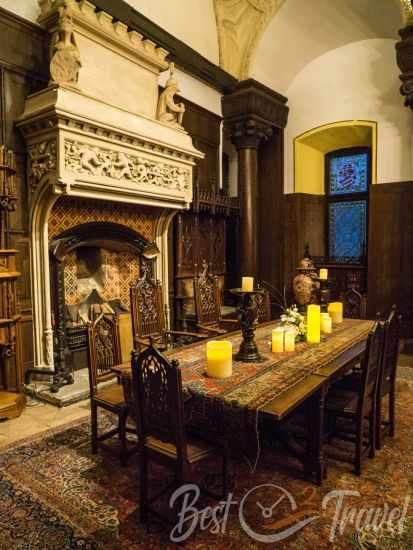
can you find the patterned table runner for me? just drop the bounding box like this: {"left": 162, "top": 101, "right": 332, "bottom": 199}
{"left": 174, "top": 318, "right": 374, "bottom": 410}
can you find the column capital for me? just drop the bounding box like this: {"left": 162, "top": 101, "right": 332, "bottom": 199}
{"left": 222, "top": 78, "right": 289, "bottom": 148}
{"left": 228, "top": 117, "right": 273, "bottom": 149}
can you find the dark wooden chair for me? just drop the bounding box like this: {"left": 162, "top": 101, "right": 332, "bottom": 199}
{"left": 193, "top": 261, "right": 237, "bottom": 335}
{"left": 376, "top": 305, "right": 401, "bottom": 449}
{"left": 340, "top": 287, "right": 367, "bottom": 319}
{"left": 87, "top": 313, "right": 134, "bottom": 465}
{"left": 255, "top": 287, "right": 271, "bottom": 323}
{"left": 325, "top": 321, "right": 384, "bottom": 475}
{"left": 131, "top": 342, "right": 229, "bottom": 525}
{"left": 130, "top": 264, "right": 205, "bottom": 351}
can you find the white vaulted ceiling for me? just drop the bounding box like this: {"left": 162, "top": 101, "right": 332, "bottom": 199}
{"left": 250, "top": 0, "right": 403, "bottom": 95}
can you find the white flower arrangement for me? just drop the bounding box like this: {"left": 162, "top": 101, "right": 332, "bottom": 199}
{"left": 280, "top": 304, "right": 306, "bottom": 340}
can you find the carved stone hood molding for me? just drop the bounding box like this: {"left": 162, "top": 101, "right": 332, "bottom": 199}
{"left": 18, "top": 0, "right": 204, "bottom": 210}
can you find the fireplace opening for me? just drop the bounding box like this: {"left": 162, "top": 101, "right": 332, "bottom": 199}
{"left": 50, "top": 222, "right": 156, "bottom": 374}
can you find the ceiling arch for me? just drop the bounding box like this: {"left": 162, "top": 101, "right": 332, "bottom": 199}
{"left": 249, "top": 0, "right": 403, "bottom": 94}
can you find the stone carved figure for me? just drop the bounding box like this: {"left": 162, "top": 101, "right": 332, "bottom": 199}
{"left": 28, "top": 140, "right": 57, "bottom": 187}
{"left": 110, "top": 152, "right": 132, "bottom": 180}
{"left": 64, "top": 139, "right": 190, "bottom": 190}
{"left": 156, "top": 63, "right": 185, "bottom": 129}
{"left": 49, "top": 5, "right": 82, "bottom": 87}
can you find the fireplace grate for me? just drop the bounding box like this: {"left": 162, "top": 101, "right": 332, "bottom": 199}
{"left": 66, "top": 326, "right": 87, "bottom": 351}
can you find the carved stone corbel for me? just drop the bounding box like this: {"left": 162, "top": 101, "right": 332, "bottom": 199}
{"left": 396, "top": 23, "right": 413, "bottom": 110}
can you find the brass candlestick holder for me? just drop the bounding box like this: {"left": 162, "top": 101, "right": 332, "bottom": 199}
{"left": 230, "top": 288, "right": 265, "bottom": 363}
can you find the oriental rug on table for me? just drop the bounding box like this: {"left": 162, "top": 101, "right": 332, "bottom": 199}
{"left": 123, "top": 319, "right": 374, "bottom": 461}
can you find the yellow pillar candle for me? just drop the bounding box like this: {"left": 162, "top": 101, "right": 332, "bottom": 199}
{"left": 241, "top": 276, "right": 254, "bottom": 292}
{"left": 320, "top": 312, "right": 332, "bottom": 334}
{"left": 272, "top": 328, "right": 284, "bottom": 352}
{"left": 307, "top": 304, "right": 321, "bottom": 343}
{"left": 319, "top": 268, "right": 328, "bottom": 280}
{"left": 206, "top": 341, "right": 233, "bottom": 378}
{"left": 328, "top": 302, "right": 343, "bottom": 324}
{"left": 284, "top": 329, "right": 296, "bottom": 352}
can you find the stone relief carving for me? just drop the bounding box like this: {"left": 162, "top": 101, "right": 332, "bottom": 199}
{"left": 64, "top": 140, "right": 190, "bottom": 191}
{"left": 28, "top": 140, "right": 57, "bottom": 188}
{"left": 214, "top": 0, "right": 285, "bottom": 79}
{"left": 49, "top": 4, "right": 82, "bottom": 87}
{"left": 400, "top": 0, "right": 413, "bottom": 25}
{"left": 156, "top": 63, "right": 186, "bottom": 129}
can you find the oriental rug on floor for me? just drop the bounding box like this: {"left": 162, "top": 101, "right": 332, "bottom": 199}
{"left": 0, "top": 381, "right": 412, "bottom": 549}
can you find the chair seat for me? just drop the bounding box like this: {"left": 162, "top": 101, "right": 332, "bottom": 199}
{"left": 336, "top": 370, "right": 362, "bottom": 391}
{"left": 94, "top": 384, "right": 126, "bottom": 408}
{"left": 145, "top": 435, "right": 218, "bottom": 464}
{"left": 326, "top": 389, "right": 359, "bottom": 414}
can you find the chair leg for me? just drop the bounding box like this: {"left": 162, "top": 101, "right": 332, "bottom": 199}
{"left": 368, "top": 408, "right": 375, "bottom": 459}
{"left": 376, "top": 394, "right": 383, "bottom": 450}
{"left": 118, "top": 411, "right": 128, "bottom": 467}
{"left": 355, "top": 418, "right": 363, "bottom": 476}
{"left": 91, "top": 400, "right": 98, "bottom": 455}
{"left": 389, "top": 387, "right": 396, "bottom": 438}
{"left": 139, "top": 447, "right": 148, "bottom": 523}
{"left": 222, "top": 449, "right": 229, "bottom": 499}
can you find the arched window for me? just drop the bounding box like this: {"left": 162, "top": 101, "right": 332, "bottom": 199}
{"left": 326, "top": 147, "right": 370, "bottom": 264}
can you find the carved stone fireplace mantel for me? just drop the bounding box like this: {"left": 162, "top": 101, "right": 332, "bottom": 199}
{"left": 17, "top": 0, "right": 203, "bottom": 375}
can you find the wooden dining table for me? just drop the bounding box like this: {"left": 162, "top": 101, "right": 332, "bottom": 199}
{"left": 114, "top": 318, "right": 374, "bottom": 485}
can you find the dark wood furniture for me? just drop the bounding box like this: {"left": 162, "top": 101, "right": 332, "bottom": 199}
{"left": 115, "top": 320, "right": 373, "bottom": 486}
{"left": 0, "top": 145, "right": 25, "bottom": 420}
{"left": 87, "top": 313, "right": 133, "bottom": 465}
{"left": 130, "top": 265, "right": 205, "bottom": 351}
{"left": 255, "top": 287, "right": 271, "bottom": 323}
{"left": 193, "top": 262, "right": 238, "bottom": 335}
{"left": 131, "top": 343, "right": 229, "bottom": 524}
{"left": 376, "top": 305, "right": 401, "bottom": 449}
{"left": 325, "top": 322, "right": 383, "bottom": 475}
{"left": 340, "top": 287, "right": 367, "bottom": 320}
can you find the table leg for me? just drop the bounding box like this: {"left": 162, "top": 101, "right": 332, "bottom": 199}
{"left": 306, "top": 386, "right": 326, "bottom": 485}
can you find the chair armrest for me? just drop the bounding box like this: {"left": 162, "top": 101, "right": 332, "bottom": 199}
{"left": 196, "top": 323, "right": 225, "bottom": 335}
{"left": 218, "top": 318, "right": 239, "bottom": 324}
{"left": 166, "top": 330, "right": 207, "bottom": 340}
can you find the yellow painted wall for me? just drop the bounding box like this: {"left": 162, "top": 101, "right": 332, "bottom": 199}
{"left": 295, "top": 143, "right": 324, "bottom": 194}
{"left": 294, "top": 121, "right": 377, "bottom": 195}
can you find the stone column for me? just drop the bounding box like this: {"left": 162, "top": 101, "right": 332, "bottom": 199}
{"left": 222, "top": 80, "right": 289, "bottom": 278}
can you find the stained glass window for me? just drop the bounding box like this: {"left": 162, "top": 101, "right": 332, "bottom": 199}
{"left": 328, "top": 201, "right": 367, "bottom": 261}
{"left": 328, "top": 152, "right": 369, "bottom": 195}
{"left": 326, "top": 147, "right": 370, "bottom": 263}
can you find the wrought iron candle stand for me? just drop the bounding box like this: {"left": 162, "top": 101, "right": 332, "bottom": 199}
{"left": 316, "top": 277, "right": 333, "bottom": 312}
{"left": 230, "top": 288, "right": 266, "bottom": 362}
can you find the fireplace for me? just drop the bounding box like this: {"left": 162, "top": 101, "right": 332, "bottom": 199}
{"left": 17, "top": 0, "right": 203, "bottom": 391}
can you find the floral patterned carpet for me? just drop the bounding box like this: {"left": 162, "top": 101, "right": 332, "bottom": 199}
{"left": 0, "top": 380, "right": 412, "bottom": 549}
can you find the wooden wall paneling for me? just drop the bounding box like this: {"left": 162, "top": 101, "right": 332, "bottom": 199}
{"left": 368, "top": 182, "right": 413, "bottom": 336}
{"left": 258, "top": 127, "right": 284, "bottom": 293}
{"left": 284, "top": 193, "right": 326, "bottom": 292}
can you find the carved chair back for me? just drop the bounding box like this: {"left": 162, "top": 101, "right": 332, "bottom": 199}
{"left": 131, "top": 344, "right": 187, "bottom": 461}
{"left": 87, "top": 313, "right": 121, "bottom": 395}
{"left": 341, "top": 288, "right": 367, "bottom": 319}
{"left": 130, "top": 268, "right": 166, "bottom": 341}
{"left": 193, "top": 263, "right": 221, "bottom": 327}
{"left": 358, "top": 321, "right": 384, "bottom": 415}
{"left": 379, "top": 305, "right": 401, "bottom": 395}
{"left": 255, "top": 288, "right": 271, "bottom": 323}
